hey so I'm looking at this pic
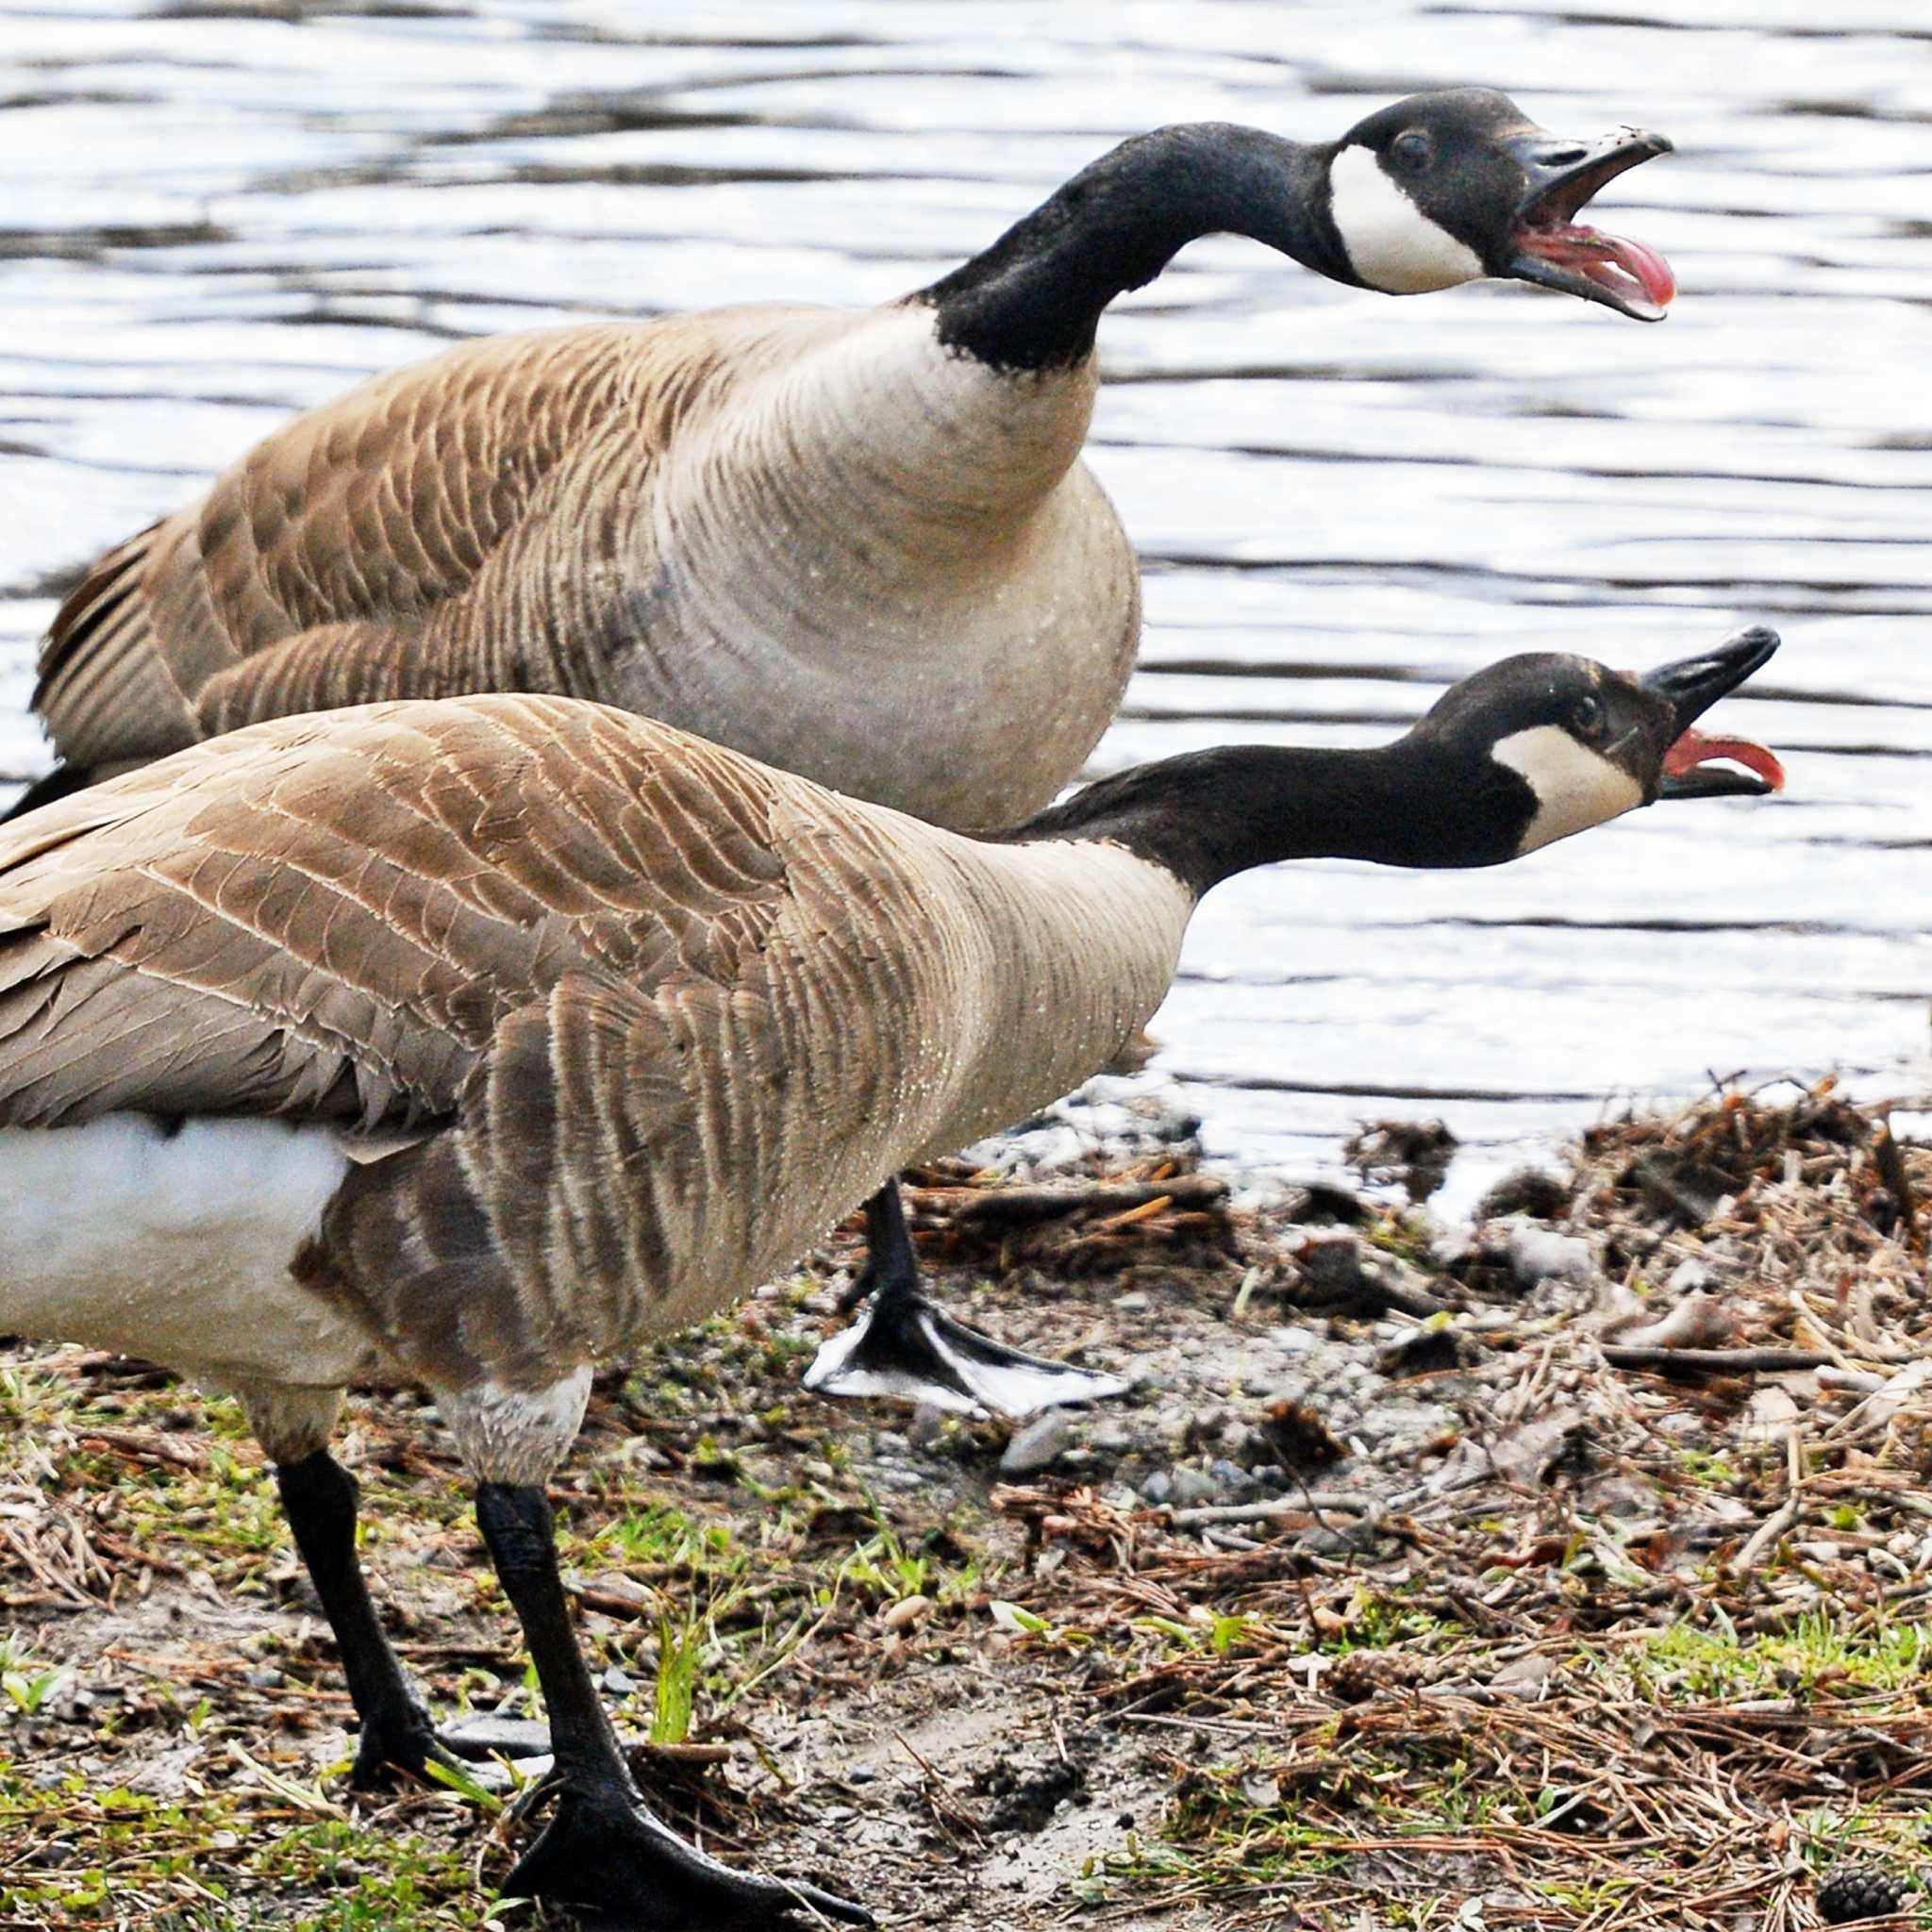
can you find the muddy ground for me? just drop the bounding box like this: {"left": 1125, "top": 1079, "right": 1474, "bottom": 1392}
{"left": 5, "top": 1080, "right": 1932, "bottom": 1931}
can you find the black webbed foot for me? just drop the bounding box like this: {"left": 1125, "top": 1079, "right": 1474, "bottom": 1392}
{"left": 806, "top": 1276, "right": 1131, "bottom": 1417}
{"left": 503, "top": 1788, "right": 874, "bottom": 1928}
{"left": 805, "top": 1181, "right": 1129, "bottom": 1417}
{"left": 346, "top": 1702, "right": 458, "bottom": 1790}
{"left": 474, "top": 1481, "right": 873, "bottom": 1928}
{"left": 348, "top": 1710, "right": 558, "bottom": 1791}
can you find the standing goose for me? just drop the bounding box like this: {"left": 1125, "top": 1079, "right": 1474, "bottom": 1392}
{"left": 6, "top": 85, "right": 1678, "bottom": 1414}
{"left": 14, "top": 88, "right": 1675, "bottom": 832}
{"left": 0, "top": 627, "right": 1779, "bottom": 1927}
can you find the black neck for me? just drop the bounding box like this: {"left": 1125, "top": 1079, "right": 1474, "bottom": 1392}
{"left": 920, "top": 124, "right": 1357, "bottom": 371}
{"left": 1009, "top": 742, "right": 1532, "bottom": 896}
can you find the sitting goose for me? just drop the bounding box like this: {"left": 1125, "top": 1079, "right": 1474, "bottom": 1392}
{"left": 0, "top": 627, "right": 1779, "bottom": 1926}
{"left": 1, "top": 87, "right": 1678, "bottom": 1416}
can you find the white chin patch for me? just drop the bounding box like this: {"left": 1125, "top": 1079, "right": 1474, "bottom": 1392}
{"left": 1328, "top": 146, "right": 1486, "bottom": 294}
{"left": 1491, "top": 724, "right": 1646, "bottom": 855}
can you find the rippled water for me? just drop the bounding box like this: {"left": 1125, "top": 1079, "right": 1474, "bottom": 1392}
{"left": 3, "top": 0, "right": 1927, "bottom": 1197}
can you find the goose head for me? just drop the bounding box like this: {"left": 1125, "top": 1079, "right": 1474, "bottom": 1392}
{"left": 1325, "top": 86, "right": 1676, "bottom": 319}
{"left": 1417, "top": 625, "right": 1786, "bottom": 860}
{"left": 1012, "top": 627, "right": 1782, "bottom": 895}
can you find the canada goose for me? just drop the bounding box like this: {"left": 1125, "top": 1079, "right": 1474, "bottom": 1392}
{"left": 0, "top": 627, "right": 1778, "bottom": 1925}
{"left": 12, "top": 89, "right": 1674, "bottom": 835}
{"left": 6, "top": 87, "right": 1678, "bottom": 1413}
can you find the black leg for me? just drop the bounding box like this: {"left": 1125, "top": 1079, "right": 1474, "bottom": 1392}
{"left": 803, "top": 1180, "right": 1132, "bottom": 1418}
{"left": 475, "top": 1483, "right": 872, "bottom": 1928}
{"left": 275, "top": 1450, "right": 445, "bottom": 1788}
{"left": 832, "top": 1183, "right": 920, "bottom": 1317}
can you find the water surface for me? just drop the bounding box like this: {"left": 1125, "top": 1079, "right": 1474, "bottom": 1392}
{"left": 3, "top": 0, "right": 1926, "bottom": 1196}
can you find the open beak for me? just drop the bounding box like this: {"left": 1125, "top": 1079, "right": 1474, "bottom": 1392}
{"left": 1641, "top": 625, "right": 1786, "bottom": 800}
{"left": 1504, "top": 126, "right": 1676, "bottom": 322}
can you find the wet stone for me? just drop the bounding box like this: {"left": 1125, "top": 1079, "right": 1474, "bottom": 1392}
{"left": 1170, "top": 1467, "right": 1222, "bottom": 1507}
{"left": 1000, "top": 1412, "right": 1073, "bottom": 1475}
{"left": 441, "top": 1714, "right": 551, "bottom": 1759}
{"left": 1507, "top": 1224, "right": 1595, "bottom": 1290}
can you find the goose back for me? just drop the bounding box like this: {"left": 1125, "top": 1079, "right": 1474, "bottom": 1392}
{"left": 36, "top": 307, "right": 1132, "bottom": 832}
{"left": 0, "top": 695, "right": 1185, "bottom": 1391}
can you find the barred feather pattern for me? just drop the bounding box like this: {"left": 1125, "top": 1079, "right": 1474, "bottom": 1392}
{"left": 0, "top": 695, "right": 1189, "bottom": 1392}
{"left": 33, "top": 305, "right": 1136, "bottom": 833}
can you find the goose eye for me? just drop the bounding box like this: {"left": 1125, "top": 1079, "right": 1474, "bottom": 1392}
{"left": 1389, "top": 130, "right": 1434, "bottom": 175}
{"left": 1569, "top": 693, "right": 1607, "bottom": 740}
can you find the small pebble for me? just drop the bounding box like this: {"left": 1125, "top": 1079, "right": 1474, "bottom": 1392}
{"left": 1507, "top": 1224, "right": 1594, "bottom": 1290}
{"left": 881, "top": 1593, "right": 932, "bottom": 1633}
{"left": 1000, "top": 1412, "right": 1074, "bottom": 1475}
{"left": 580, "top": 1572, "right": 651, "bottom": 1613}
{"left": 1488, "top": 1652, "right": 1555, "bottom": 1699}
{"left": 1171, "top": 1467, "right": 1222, "bottom": 1507}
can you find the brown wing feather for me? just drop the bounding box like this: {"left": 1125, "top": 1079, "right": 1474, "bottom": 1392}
{"left": 304, "top": 968, "right": 721, "bottom": 1386}
{"left": 32, "top": 521, "right": 202, "bottom": 766}
{"left": 0, "top": 695, "right": 791, "bottom": 1133}
{"left": 31, "top": 321, "right": 752, "bottom": 770}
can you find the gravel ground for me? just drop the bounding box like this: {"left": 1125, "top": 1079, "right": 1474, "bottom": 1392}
{"left": 5, "top": 1077, "right": 1932, "bottom": 1930}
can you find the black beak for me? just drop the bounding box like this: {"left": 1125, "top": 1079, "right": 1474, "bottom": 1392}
{"left": 1503, "top": 125, "right": 1676, "bottom": 322}
{"left": 1508, "top": 126, "right": 1674, "bottom": 225}
{"left": 1641, "top": 625, "right": 1784, "bottom": 800}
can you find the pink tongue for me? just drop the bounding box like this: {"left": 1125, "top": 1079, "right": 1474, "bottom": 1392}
{"left": 1603, "top": 231, "right": 1677, "bottom": 308}
{"left": 1531, "top": 225, "right": 1676, "bottom": 310}
{"left": 1664, "top": 728, "right": 1786, "bottom": 791}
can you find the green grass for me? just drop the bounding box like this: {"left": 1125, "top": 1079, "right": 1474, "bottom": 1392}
{"left": 0, "top": 1631, "right": 70, "bottom": 1717}
{"left": 0, "top": 1767, "right": 497, "bottom": 1929}
{"left": 1609, "top": 1607, "right": 1932, "bottom": 1703}
{"left": 650, "top": 1608, "right": 705, "bottom": 1746}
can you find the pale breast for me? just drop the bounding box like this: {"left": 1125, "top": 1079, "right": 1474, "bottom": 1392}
{"left": 608, "top": 306, "right": 1136, "bottom": 832}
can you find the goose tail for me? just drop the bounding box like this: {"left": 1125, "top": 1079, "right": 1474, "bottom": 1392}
{"left": 3, "top": 763, "right": 95, "bottom": 824}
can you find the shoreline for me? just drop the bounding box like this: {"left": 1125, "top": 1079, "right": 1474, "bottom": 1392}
{"left": 5, "top": 1082, "right": 1932, "bottom": 1928}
